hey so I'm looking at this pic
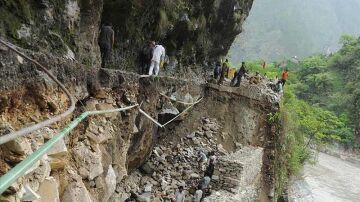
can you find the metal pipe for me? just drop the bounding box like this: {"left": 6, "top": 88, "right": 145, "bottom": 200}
{"left": 0, "top": 104, "right": 138, "bottom": 195}
{"left": 0, "top": 38, "right": 76, "bottom": 145}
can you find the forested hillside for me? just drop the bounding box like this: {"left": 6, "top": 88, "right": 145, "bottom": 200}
{"left": 294, "top": 34, "right": 360, "bottom": 145}
{"left": 230, "top": 0, "right": 360, "bottom": 63}
{"left": 245, "top": 35, "right": 360, "bottom": 148}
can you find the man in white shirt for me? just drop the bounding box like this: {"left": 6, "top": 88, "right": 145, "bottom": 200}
{"left": 148, "top": 44, "right": 165, "bottom": 76}
{"left": 175, "top": 186, "right": 185, "bottom": 202}
{"left": 193, "top": 185, "right": 203, "bottom": 202}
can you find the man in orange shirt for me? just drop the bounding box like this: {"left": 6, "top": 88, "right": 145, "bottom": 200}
{"left": 281, "top": 69, "right": 289, "bottom": 87}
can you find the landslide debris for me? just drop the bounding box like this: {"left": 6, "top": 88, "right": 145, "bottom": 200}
{"left": 116, "top": 116, "right": 264, "bottom": 202}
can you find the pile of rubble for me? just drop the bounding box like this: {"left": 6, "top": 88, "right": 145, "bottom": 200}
{"left": 117, "top": 115, "right": 265, "bottom": 202}
{"left": 118, "top": 117, "right": 226, "bottom": 201}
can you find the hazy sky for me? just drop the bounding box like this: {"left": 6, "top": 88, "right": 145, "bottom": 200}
{"left": 229, "top": 0, "right": 360, "bottom": 64}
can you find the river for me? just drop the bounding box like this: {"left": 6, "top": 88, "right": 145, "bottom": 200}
{"left": 288, "top": 152, "right": 360, "bottom": 202}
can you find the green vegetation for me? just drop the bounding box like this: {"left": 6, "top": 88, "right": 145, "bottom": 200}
{"left": 0, "top": 0, "right": 32, "bottom": 39}
{"left": 244, "top": 36, "right": 358, "bottom": 146}
{"left": 293, "top": 34, "right": 359, "bottom": 146}
{"left": 240, "top": 35, "right": 360, "bottom": 200}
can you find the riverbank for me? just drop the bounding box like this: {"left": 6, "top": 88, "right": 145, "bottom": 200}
{"left": 288, "top": 151, "right": 360, "bottom": 202}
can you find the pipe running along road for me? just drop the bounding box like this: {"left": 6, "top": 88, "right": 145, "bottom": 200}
{"left": 0, "top": 85, "right": 203, "bottom": 194}
{"left": 0, "top": 38, "right": 76, "bottom": 145}
{"left": 0, "top": 104, "right": 139, "bottom": 195}
{"left": 0, "top": 96, "right": 203, "bottom": 194}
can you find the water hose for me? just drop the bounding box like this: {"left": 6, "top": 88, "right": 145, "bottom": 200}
{"left": 0, "top": 38, "right": 76, "bottom": 145}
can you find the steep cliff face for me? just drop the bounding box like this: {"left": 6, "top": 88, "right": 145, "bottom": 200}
{"left": 0, "top": 0, "right": 253, "bottom": 73}
{"left": 0, "top": 46, "right": 280, "bottom": 201}
{"left": 0, "top": 48, "right": 204, "bottom": 201}
{"left": 0, "top": 1, "right": 280, "bottom": 201}
{"left": 102, "top": 0, "right": 253, "bottom": 71}
{"left": 0, "top": 0, "right": 103, "bottom": 65}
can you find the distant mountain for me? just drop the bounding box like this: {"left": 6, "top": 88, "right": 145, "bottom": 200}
{"left": 229, "top": 0, "right": 360, "bottom": 63}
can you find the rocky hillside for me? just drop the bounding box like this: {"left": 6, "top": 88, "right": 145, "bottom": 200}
{"left": 0, "top": 1, "right": 291, "bottom": 201}
{"left": 0, "top": 0, "right": 253, "bottom": 74}
{"left": 0, "top": 45, "right": 281, "bottom": 201}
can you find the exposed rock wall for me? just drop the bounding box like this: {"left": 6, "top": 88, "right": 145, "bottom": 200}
{"left": 209, "top": 147, "right": 264, "bottom": 201}
{"left": 0, "top": 0, "right": 253, "bottom": 73}
{"left": 212, "top": 147, "right": 263, "bottom": 193}
{"left": 0, "top": 0, "right": 103, "bottom": 65}
{"left": 102, "top": 0, "right": 254, "bottom": 72}
{"left": 158, "top": 82, "right": 279, "bottom": 152}
{"left": 0, "top": 47, "right": 280, "bottom": 201}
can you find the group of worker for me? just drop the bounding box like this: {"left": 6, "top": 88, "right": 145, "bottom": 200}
{"left": 98, "top": 22, "right": 290, "bottom": 88}
{"left": 213, "top": 59, "right": 289, "bottom": 93}
{"left": 213, "top": 60, "right": 249, "bottom": 86}
{"left": 98, "top": 23, "right": 166, "bottom": 76}
{"left": 213, "top": 60, "right": 251, "bottom": 86}
{"left": 99, "top": 22, "right": 292, "bottom": 202}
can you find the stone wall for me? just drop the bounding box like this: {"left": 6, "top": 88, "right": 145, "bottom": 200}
{"left": 209, "top": 146, "right": 264, "bottom": 201}
{"left": 212, "top": 155, "right": 244, "bottom": 192}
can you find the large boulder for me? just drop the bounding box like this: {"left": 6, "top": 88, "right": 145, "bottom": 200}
{"left": 73, "top": 142, "right": 103, "bottom": 180}
{"left": 47, "top": 138, "right": 68, "bottom": 157}
{"left": 37, "top": 177, "right": 60, "bottom": 202}
{"left": 140, "top": 162, "right": 155, "bottom": 175}
{"left": 103, "top": 165, "right": 117, "bottom": 202}
{"left": 158, "top": 103, "right": 179, "bottom": 124}
{"left": 2, "top": 137, "right": 32, "bottom": 156}
{"left": 61, "top": 179, "right": 92, "bottom": 202}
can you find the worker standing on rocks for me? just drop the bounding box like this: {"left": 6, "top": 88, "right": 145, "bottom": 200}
{"left": 249, "top": 72, "right": 261, "bottom": 84}
{"left": 213, "top": 61, "right": 222, "bottom": 80}
{"left": 208, "top": 151, "right": 217, "bottom": 165}
{"left": 141, "top": 41, "right": 155, "bottom": 75}
{"left": 98, "top": 22, "right": 114, "bottom": 68}
{"left": 197, "top": 151, "right": 208, "bottom": 171}
{"left": 148, "top": 43, "right": 166, "bottom": 76}
{"left": 233, "top": 62, "right": 247, "bottom": 87}
{"left": 193, "top": 185, "right": 203, "bottom": 202}
{"left": 175, "top": 186, "right": 186, "bottom": 202}
{"left": 281, "top": 69, "right": 289, "bottom": 87}
{"left": 218, "top": 59, "right": 230, "bottom": 85}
